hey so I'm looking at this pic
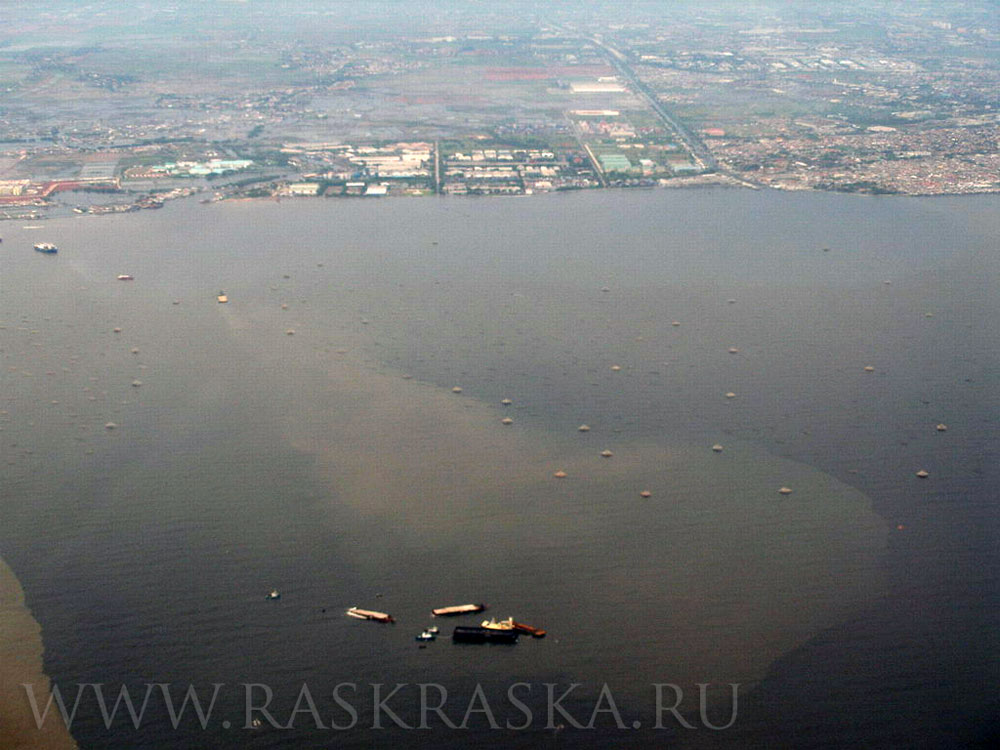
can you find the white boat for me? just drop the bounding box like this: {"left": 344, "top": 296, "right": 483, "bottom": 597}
{"left": 117, "top": 274, "right": 134, "bottom": 281}
{"left": 267, "top": 590, "right": 280, "bottom": 600}
{"left": 482, "top": 617, "right": 515, "bottom": 631}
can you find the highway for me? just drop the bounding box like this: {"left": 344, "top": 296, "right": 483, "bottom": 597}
{"left": 585, "top": 35, "right": 718, "bottom": 172}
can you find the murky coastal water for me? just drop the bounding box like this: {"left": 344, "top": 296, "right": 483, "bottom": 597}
{"left": 1, "top": 189, "right": 997, "bottom": 748}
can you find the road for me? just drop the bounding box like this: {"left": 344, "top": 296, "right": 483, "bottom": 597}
{"left": 585, "top": 35, "right": 718, "bottom": 172}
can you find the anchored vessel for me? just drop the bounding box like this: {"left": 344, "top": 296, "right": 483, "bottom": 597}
{"left": 452, "top": 626, "right": 518, "bottom": 644}
{"left": 432, "top": 603, "right": 486, "bottom": 617}
{"left": 346, "top": 607, "right": 394, "bottom": 623}
{"left": 483, "top": 616, "right": 547, "bottom": 638}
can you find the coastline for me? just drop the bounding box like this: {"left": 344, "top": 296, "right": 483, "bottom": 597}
{"left": 0, "top": 557, "right": 77, "bottom": 750}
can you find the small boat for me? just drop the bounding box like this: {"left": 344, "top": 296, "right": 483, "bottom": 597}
{"left": 432, "top": 603, "right": 486, "bottom": 617}
{"left": 415, "top": 630, "right": 436, "bottom": 641}
{"left": 117, "top": 274, "right": 134, "bottom": 281}
{"left": 34, "top": 243, "right": 58, "bottom": 254}
{"left": 347, "top": 607, "right": 394, "bottom": 623}
{"left": 267, "top": 590, "right": 280, "bottom": 600}
{"left": 427, "top": 626, "right": 439, "bottom": 635}
{"left": 452, "top": 626, "right": 518, "bottom": 644}
{"left": 482, "top": 617, "right": 515, "bottom": 631}
{"left": 217, "top": 291, "right": 228, "bottom": 303}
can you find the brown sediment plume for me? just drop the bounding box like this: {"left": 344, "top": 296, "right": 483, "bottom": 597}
{"left": 0, "top": 558, "right": 78, "bottom": 750}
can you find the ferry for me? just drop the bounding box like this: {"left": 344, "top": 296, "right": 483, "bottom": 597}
{"left": 431, "top": 603, "right": 486, "bottom": 617}
{"left": 346, "top": 607, "right": 394, "bottom": 624}
{"left": 34, "top": 243, "right": 58, "bottom": 254}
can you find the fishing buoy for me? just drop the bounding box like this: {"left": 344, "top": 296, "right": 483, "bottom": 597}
{"left": 863, "top": 365, "right": 875, "bottom": 372}
{"left": 113, "top": 327, "right": 122, "bottom": 333}
{"left": 281, "top": 303, "right": 288, "bottom": 310}
{"left": 452, "top": 386, "right": 462, "bottom": 393}
{"left": 936, "top": 424, "right": 947, "bottom": 432}
{"left": 671, "top": 321, "right": 680, "bottom": 327}
{"left": 916, "top": 470, "right": 929, "bottom": 478}
{"left": 501, "top": 417, "right": 513, "bottom": 425}
{"left": 104, "top": 422, "right": 117, "bottom": 430}
{"left": 553, "top": 470, "right": 567, "bottom": 479}
{"left": 610, "top": 365, "right": 621, "bottom": 371}
{"left": 639, "top": 490, "right": 652, "bottom": 498}
{"left": 130, "top": 348, "right": 139, "bottom": 354}
{"left": 131, "top": 380, "right": 142, "bottom": 387}
{"left": 712, "top": 444, "right": 724, "bottom": 453}
{"left": 600, "top": 450, "right": 613, "bottom": 458}
{"left": 286, "top": 329, "right": 295, "bottom": 335}
{"left": 578, "top": 424, "right": 591, "bottom": 432}
{"left": 601, "top": 286, "right": 610, "bottom": 293}
{"left": 728, "top": 347, "right": 739, "bottom": 354}
{"left": 727, "top": 299, "right": 736, "bottom": 304}
{"left": 778, "top": 487, "right": 792, "bottom": 495}
{"left": 501, "top": 398, "right": 512, "bottom": 405}
{"left": 725, "top": 392, "right": 736, "bottom": 399}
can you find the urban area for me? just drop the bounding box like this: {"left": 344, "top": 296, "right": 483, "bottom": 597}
{"left": 1, "top": 0, "right": 997, "bottom": 219}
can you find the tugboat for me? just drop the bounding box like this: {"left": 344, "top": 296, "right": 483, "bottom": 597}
{"left": 34, "top": 243, "right": 58, "bottom": 254}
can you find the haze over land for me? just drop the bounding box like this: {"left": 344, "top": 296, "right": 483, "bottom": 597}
{"left": 1, "top": 0, "right": 998, "bottom": 218}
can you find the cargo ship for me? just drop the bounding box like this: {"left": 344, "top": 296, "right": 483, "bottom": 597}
{"left": 346, "top": 607, "right": 394, "bottom": 623}
{"left": 483, "top": 616, "right": 547, "bottom": 638}
{"left": 431, "top": 603, "right": 486, "bottom": 617}
{"left": 34, "top": 243, "right": 58, "bottom": 254}
{"left": 452, "top": 626, "right": 518, "bottom": 644}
